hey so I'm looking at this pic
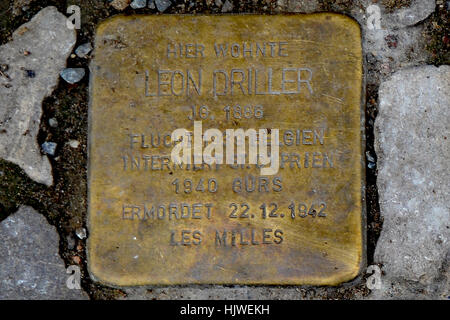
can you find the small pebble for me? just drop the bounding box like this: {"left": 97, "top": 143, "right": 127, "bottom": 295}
{"left": 148, "top": 0, "right": 156, "bottom": 9}
{"left": 131, "top": 0, "right": 147, "bottom": 9}
{"left": 110, "top": 0, "right": 131, "bottom": 10}
{"left": 60, "top": 68, "right": 85, "bottom": 84}
{"left": 68, "top": 139, "right": 80, "bottom": 148}
{"left": 155, "top": 0, "right": 172, "bottom": 12}
{"left": 70, "top": 53, "right": 76, "bottom": 58}
{"left": 48, "top": 118, "right": 58, "bottom": 128}
{"left": 67, "top": 235, "right": 76, "bottom": 250}
{"left": 72, "top": 255, "right": 81, "bottom": 264}
{"left": 221, "top": 0, "right": 233, "bottom": 12}
{"left": 366, "top": 151, "right": 375, "bottom": 163}
{"left": 368, "top": 162, "right": 376, "bottom": 169}
{"left": 75, "top": 227, "right": 87, "bottom": 240}
{"left": 41, "top": 142, "right": 57, "bottom": 156}
{"left": 75, "top": 42, "right": 93, "bottom": 58}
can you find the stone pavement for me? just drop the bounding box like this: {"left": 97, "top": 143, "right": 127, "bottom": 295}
{"left": 0, "top": 1, "right": 448, "bottom": 299}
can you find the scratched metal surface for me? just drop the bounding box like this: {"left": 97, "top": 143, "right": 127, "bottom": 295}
{"left": 87, "top": 14, "right": 364, "bottom": 286}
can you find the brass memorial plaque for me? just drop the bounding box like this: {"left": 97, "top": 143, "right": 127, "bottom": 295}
{"left": 88, "top": 14, "right": 364, "bottom": 286}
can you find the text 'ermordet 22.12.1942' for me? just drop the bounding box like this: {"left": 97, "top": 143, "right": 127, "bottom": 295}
{"left": 88, "top": 14, "right": 364, "bottom": 286}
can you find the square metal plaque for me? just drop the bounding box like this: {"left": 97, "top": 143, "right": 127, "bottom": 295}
{"left": 88, "top": 14, "right": 364, "bottom": 286}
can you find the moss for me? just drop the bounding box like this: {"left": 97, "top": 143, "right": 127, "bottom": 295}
{"left": 318, "top": 0, "right": 357, "bottom": 12}
{"left": 0, "top": 159, "right": 39, "bottom": 221}
{"left": 382, "top": 0, "right": 412, "bottom": 13}
{"left": 424, "top": 4, "right": 450, "bottom": 66}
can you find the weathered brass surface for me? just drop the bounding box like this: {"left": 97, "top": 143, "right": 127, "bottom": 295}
{"left": 88, "top": 14, "right": 364, "bottom": 286}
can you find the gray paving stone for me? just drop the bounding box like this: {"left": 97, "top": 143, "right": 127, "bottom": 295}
{"left": 0, "top": 206, "right": 88, "bottom": 299}
{"left": 0, "top": 6, "right": 76, "bottom": 186}
{"left": 284, "top": 0, "right": 435, "bottom": 26}
{"left": 371, "top": 65, "right": 449, "bottom": 299}
{"left": 388, "top": 0, "right": 436, "bottom": 27}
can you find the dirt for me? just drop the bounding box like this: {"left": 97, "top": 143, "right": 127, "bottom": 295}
{"left": 0, "top": 0, "right": 447, "bottom": 300}
{"left": 424, "top": 4, "right": 450, "bottom": 65}
{"left": 381, "top": 0, "right": 412, "bottom": 13}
